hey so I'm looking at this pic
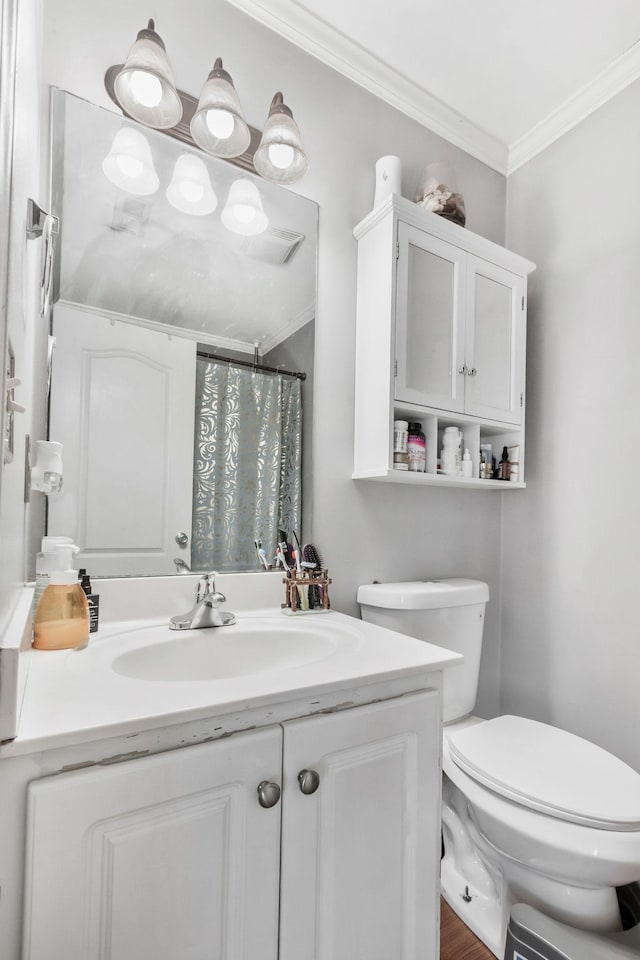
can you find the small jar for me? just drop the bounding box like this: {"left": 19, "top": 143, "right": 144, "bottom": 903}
{"left": 393, "top": 451, "right": 409, "bottom": 471}
{"left": 393, "top": 420, "right": 408, "bottom": 454}
{"left": 407, "top": 422, "right": 426, "bottom": 472}
{"left": 441, "top": 426, "right": 461, "bottom": 475}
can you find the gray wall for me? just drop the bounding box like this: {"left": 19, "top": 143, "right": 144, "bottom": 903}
{"left": 504, "top": 79, "right": 640, "bottom": 770}
{"left": 38, "top": 0, "right": 508, "bottom": 717}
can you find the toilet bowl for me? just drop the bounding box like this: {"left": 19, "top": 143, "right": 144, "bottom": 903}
{"left": 357, "top": 579, "right": 640, "bottom": 958}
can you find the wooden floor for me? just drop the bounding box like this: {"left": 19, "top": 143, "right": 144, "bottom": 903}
{"left": 440, "top": 898, "right": 495, "bottom": 960}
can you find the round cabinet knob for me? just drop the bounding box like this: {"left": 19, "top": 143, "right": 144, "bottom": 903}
{"left": 467, "top": 367, "right": 478, "bottom": 377}
{"left": 457, "top": 365, "right": 467, "bottom": 375}
{"left": 175, "top": 532, "right": 189, "bottom": 547}
{"left": 298, "top": 769, "right": 320, "bottom": 795}
{"left": 257, "top": 780, "right": 281, "bottom": 808}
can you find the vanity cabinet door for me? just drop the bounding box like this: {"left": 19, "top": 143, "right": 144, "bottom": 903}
{"left": 279, "top": 690, "right": 441, "bottom": 960}
{"left": 395, "top": 221, "right": 466, "bottom": 413}
{"left": 22, "top": 726, "right": 282, "bottom": 960}
{"left": 464, "top": 256, "right": 525, "bottom": 425}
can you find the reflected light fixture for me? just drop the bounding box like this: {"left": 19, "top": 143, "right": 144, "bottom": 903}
{"left": 166, "top": 153, "right": 218, "bottom": 215}
{"left": 254, "top": 92, "right": 308, "bottom": 184}
{"left": 114, "top": 19, "right": 182, "bottom": 129}
{"left": 190, "top": 58, "right": 251, "bottom": 159}
{"left": 221, "top": 179, "right": 268, "bottom": 235}
{"left": 102, "top": 127, "right": 160, "bottom": 195}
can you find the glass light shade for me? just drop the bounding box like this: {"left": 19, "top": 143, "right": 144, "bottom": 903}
{"left": 221, "top": 179, "right": 268, "bottom": 236}
{"left": 190, "top": 59, "right": 251, "bottom": 158}
{"left": 102, "top": 128, "right": 159, "bottom": 196}
{"left": 253, "top": 92, "right": 308, "bottom": 184}
{"left": 166, "top": 154, "right": 218, "bottom": 216}
{"left": 114, "top": 20, "right": 182, "bottom": 129}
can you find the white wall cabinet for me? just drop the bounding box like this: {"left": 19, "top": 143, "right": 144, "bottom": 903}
{"left": 353, "top": 195, "right": 535, "bottom": 488}
{"left": 22, "top": 690, "right": 440, "bottom": 960}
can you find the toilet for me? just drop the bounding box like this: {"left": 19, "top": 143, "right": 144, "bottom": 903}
{"left": 357, "top": 578, "right": 640, "bottom": 959}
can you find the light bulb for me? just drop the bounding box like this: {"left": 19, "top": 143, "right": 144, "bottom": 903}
{"left": 116, "top": 154, "right": 144, "bottom": 179}
{"left": 205, "top": 109, "right": 235, "bottom": 140}
{"left": 233, "top": 203, "right": 256, "bottom": 224}
{"left": 268, "top": 143, "right": 295, "bottom": 170}
{"left": 179, "top": 180, "right": 204, "bottom": 203}
{"left": 129, "top": 70, "right": 163, "bottom": 108}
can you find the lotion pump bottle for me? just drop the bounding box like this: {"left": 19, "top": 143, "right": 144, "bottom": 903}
{"left": 33, "top": 570, "right": 89, "bottom": 651}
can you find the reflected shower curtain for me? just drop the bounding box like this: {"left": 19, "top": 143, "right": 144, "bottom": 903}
{"left": 191, "top": 359, "right": 302, "bottom": 572}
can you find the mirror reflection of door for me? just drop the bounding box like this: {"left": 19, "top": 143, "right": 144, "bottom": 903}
{"left": 48, "top": 303, "right": 196, "bottom": 576}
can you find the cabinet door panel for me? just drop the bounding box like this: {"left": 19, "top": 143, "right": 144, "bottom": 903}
{"left": 395, "top": 223, "right": 465, "bottom": 412}
{"left": 23, "top": 727, "right": 282, "bottom": 960}
{"left": 465, "top": 257, "right": 524, "bottom": 424}
{"left": 279, "top": 690, "right": 441, "bottom": 960}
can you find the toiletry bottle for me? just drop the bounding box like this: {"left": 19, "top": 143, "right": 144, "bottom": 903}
{"left": 462, "top": 448, "right": 473, "bottom": 477}
{"left": 499, "top": 446, "right": 511, "bottom": 481}
{"left": 32, "top": 537, "right": 80, "bottom": 621}
{"left": 479, "top": 449, "right": 487, "bottom": 479}
{"left": 80, "top": 569, "right": 100, "bottom": 634}
{"left": 33, "top": 570, "right": 89, "bottom": 650}
{"left": 441, "top": 426, "right": 460, "bottom": 475}
{"left": 407, "top": 421, "right": 426, "bottom": 472}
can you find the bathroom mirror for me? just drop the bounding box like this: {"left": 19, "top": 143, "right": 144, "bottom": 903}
{"left": 45, "top": 89, "right": 317, "bottom": 577}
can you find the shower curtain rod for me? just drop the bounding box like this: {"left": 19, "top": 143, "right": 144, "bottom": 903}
{"left": 197, "top": 349, "right": 306, "bottom": 381}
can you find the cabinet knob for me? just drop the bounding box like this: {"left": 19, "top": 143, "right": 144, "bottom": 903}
{"left": 298, "top": 769, "right": 320, "bottom": 795}
{"left": 175, "top": 531, "right": 189, "bottom": 547}
{"left": 457, "top": 365, "right": 467, "bottom": 375}
{"left": 257, "top": 780, "right": 281, "bottom": 808}
{"left": 467, "top": 367, "right": 478, "bottom": 377}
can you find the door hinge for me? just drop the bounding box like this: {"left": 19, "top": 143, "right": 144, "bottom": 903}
{"left": 396, "top": 241, "right": 400, "bottom": 260}
{"left": 520, "top": 392, "right": 524, "bottom": 407}
{"left": 521, "top": 295, "right": 525, "bottom": 311}
{"left": 394, "top": 359, "right": 398, "bottom": 377}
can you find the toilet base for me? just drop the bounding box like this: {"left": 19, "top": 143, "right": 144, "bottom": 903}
{"left": 441, "top": 785, "right": 623, "bottom": 958}
{"left": 441, "top": 853, "right": 505, "bottom": 957}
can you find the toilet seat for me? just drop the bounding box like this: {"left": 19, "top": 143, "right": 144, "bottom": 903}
{"left": 447, "top": 715, "right": 640, "bottom": 831}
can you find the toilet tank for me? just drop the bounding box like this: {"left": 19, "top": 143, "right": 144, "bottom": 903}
{"left": 357, "top": 579, "right": 489, "bottom": 723}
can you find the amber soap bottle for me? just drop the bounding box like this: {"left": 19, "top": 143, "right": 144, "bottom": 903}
{"left": 33, "top": 570, "right": 89, "bottom": 650}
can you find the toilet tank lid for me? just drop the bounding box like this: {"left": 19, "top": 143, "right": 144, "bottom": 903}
{"left": 357, "top": 578, "right": 489, "bottom": 610}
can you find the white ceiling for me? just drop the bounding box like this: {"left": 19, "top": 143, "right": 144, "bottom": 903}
{"left": 227, "top": 0, "right": 640, "bottom": 173}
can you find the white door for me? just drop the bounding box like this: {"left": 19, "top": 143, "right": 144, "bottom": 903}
{"left": 395, "top": 222, "right": 466, "bottom": 413}
{"left": 23, "top": 727, "right": 283, "bottom": 960}
{"left": 48, "top": 302, "right": 196, "bottom": 575}
{"left": 464, "top": 256, "right": 525, "bottom": 424}
{"left": 279, "top": 690, "right": 441, "bottom": 960}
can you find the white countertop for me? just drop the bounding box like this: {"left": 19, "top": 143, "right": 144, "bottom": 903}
{"left": 8, "top": 608, "right": 460, "bottom": 757}
{"left": 0, "top": 574, "right": 462, "bottom": 758}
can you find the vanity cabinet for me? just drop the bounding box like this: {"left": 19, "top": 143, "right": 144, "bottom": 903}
{"left": 353, "top": 195, "right": 535, "bottom": 488}
{"left": 22, "top": 690, "right": 440, "bottom": 960}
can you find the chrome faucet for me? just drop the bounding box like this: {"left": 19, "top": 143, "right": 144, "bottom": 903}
{"left": 169, "top": 572, "right": 236, "bottom": 630}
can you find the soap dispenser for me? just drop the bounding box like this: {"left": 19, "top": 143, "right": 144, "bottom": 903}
{"left": 33, "top": 570, "right": 89, "bottom": 650}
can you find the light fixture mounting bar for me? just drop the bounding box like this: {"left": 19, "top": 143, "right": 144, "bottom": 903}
{"left": 104, "top": 65, "right": 261, "bottom": 173}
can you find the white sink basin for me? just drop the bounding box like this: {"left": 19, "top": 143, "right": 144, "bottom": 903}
{"left": 111, "top": 618, "right": 358, "bottom": 682}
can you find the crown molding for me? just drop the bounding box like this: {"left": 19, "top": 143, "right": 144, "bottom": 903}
{"left": 227, "top": 0, "right": 640, "bottom": 180}
{"left": 225, "top": 0, "right": 508, "bottom": 174}
{"left": 507, "top": 40, "right": 640, "bottom": 174}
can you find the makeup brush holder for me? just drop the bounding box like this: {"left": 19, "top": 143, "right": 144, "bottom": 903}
{"left": 282, "top": 568, "right": 332, "bottom": 615}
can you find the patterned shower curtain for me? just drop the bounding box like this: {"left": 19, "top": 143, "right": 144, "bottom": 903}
{"left": 191, "top": 358, "right": 302, "bottom": 572}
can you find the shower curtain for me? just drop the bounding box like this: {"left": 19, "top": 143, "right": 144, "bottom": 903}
{"left": 191, "top": 358, "right": 302, "bottom": 572}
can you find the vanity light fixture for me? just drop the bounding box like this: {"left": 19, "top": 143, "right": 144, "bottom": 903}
{"left": 221, "top": 178, "right": 268, "bottom": 236}
{"left": 190, "top": 58, "right": 251, "bottom": 159}
{"left": 166, "top": 154, "right": 218, "bottom": 215}
{"left": 106, "top": 24, "right": 309, "bottom": 182}
{"left": 254, "top": 92, "right": 308, "bottom": 184}
{"left": 102, "top": 127, "right": 160, "bottom": 195}
{"left": 113, "top": 20, "right": 182, "bottom": 129}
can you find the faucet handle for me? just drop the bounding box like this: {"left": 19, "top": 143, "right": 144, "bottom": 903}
{"left": 195, "top": 572, "right": 221, "bottom": 603}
